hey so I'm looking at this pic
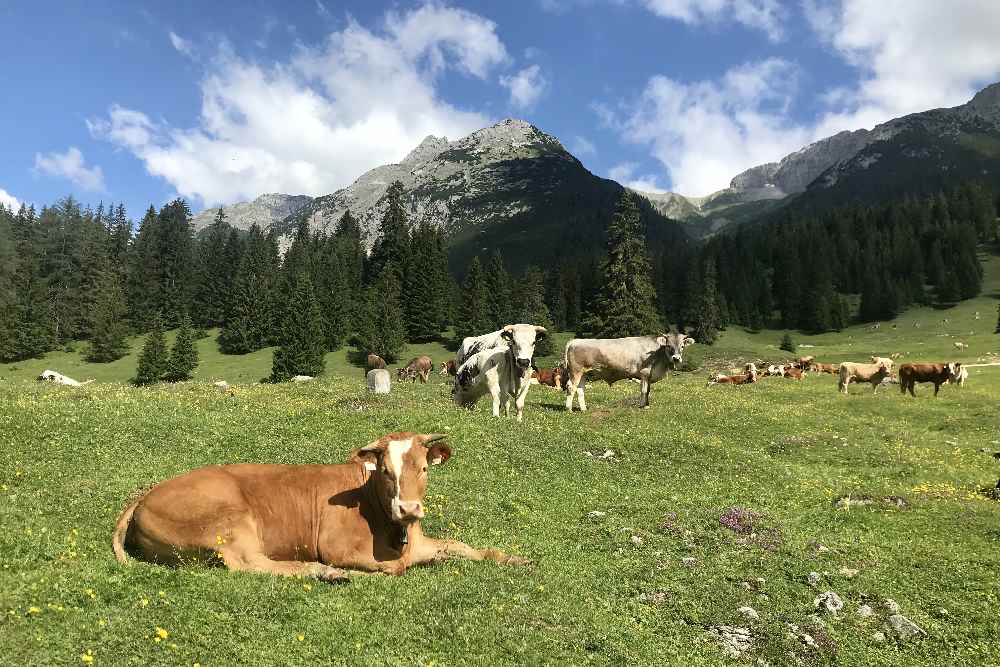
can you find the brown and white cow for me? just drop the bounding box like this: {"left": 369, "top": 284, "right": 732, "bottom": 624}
{"left": 949, "top": 364, "right": 969, "bottom": 387}
{"left": 563, "top": 332, "right": 695, "bottom": 411}
{"left": 899, "top": 362, "right": 959, "bottom": 397}
{"left": 365, "top": 354, "right": 387, "bottom": 376}
{"left": 398, "top": 356, "right": 433, "bottom": 384}
{"left": 112, "top": 432, "right": 525, "bottom": 580}
{"left": 439, "top": 360, "right": 457, "bottom": 377}
{"left": 709, "top": 363, "right": 758, "bottom": 385}
{"left": 782, "top": 365, "right": 804, "bottom": 380}
{"left": 452, "top": 324, "right": 547, "bottom": 422}
{"left": 838, "top": 360, "right": 893, "bottom": 394}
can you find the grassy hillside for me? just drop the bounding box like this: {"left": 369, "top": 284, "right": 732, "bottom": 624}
{"left": 1, "top": 260, "right": 999, "bottom": 666}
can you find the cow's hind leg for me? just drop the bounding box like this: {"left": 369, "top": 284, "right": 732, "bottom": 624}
{"left": 219, "top": 547, "right": 349, "bottom": 583}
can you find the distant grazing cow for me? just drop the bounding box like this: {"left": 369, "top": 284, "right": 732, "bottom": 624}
{"left": 949, "top": 364, "right": 969, "bottom": 387}
{"left": 365, "top": 354, "right": 387, "bottom": 376}
{"left": 809, "top": 362, "right": 840, "bottom": 375}
{"left": 398, "top": 356, "right": 433, "bottom": 383}
{"left": 899, "top": 362, "right": 959, "bottom": 397}
{"left": 563, "top": 332, "right": 695, "bottom": 411}
{"left": 530, "top": 366, "right": 564, "bottom": 389}
{"left": 954, "top": 342, "right": 968, "bottom": 350}
{"left": 439, "top": 360, "right": 457, "bottom": 377}
{"left": 709, "top": 363, "right": 758, "bottom": 385}
{"left": 112, "top": 432, "right": 526, "bottom": 580}
{"left": 870, "top": 356, "right": 894, "bottom": 369}
{"left": 453, "top": 325, "right": 547, "bottom": 422}
{"left": 795, "top": 356, "right": 815, "bottom": 369}
{"left": 456, "top": 329, "right": 508, "bottom": 367}
{"left": 37, "top": 370, "right": 92, "bottom": 387}
{"left": 782, "top": 366, "right": 804, "bottom": 380}
{"left": 838, "top": 360, "right": 893, "bottom": 394}
{"left": 764, "top": 364, "right": 781, "bottom": 377}
{"left": 890, "top": 352, "right": 903, "bottom": 360}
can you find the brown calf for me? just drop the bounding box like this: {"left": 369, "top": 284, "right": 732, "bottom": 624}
{"left": 531, "top": 366, "right": 564, "bottom": 389}
{"left": 439, "top": 360, "right": 457, "bottom": 377}
{"left": 709, "top": 363, "right": 758, "bottom": 385}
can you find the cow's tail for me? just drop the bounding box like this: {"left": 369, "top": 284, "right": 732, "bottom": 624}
{"left": 112, "top": 490, "right": 147, "bottom": 564}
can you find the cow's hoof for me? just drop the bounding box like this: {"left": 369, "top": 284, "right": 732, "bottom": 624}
{"left": 317, "top": 567, "right": 350, "bottom": 584}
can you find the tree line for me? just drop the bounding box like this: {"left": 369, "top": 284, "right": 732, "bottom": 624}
{"left": 1, "top": 180, "right": 995, "bottom": 378}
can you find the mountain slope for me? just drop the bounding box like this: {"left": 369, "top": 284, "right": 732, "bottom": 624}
{"left": 191, "top": 194, "right": 313, "bottom": 233}
{"left": 275, "top": 119, "right": 686, "bottom": 271}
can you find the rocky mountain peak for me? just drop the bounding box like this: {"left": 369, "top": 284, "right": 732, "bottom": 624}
{"left": 402, "top": 135, "right": 449, "bottom": 165}
{"left": 966, "top": 82, "right": 1000, "bottom": 118}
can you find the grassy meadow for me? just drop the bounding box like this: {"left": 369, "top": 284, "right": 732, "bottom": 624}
{"left": 2, "top": 257, "right": 1000, "bottom": 665}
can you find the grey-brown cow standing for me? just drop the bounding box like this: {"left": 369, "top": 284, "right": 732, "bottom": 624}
{"left": 563, "top": 332, "right": 695, "bottom": 411}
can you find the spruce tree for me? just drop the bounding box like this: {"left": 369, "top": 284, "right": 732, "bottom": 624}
{"left": 516, "top": 266, "right": 555, "bottom": 356}
{"left": 192, "top": 208, "right": 232, "bottom": 328}
{"left": 484, "top": 251, "right": 513, "bottom": 329}
{"left": 403, "top": 223, "right": 442, "bottom": 341}
{"left": 780, "top": 332, "right": 796, "bottom": 354}
{"left": 165, "top": 314, "right": 199, "bottom": 382}
{"left": 586, "top": 190, "right": 662, "bottom": 337}
{"left": 354, "top": 270, "right": 407, "bottom": 363}
{"left": 367, "top": 181, "right": 410, "bottom": 282}
{"left": 688, "top": 258, "right": 721, "bottom": 345}
{"left": 270, "top": 273, "right": 326, "bottom": 382}
{"left": 456, "top": 257, "right": 491, "bottom": 338}
{"left": 133, "top": 314, "right": 168, "bottom": 385}
{"left": 85, "top": 270, "right": 130, "bottom": 362}
{"left": 219, "top": 224, "right": 276, "bottom": 354}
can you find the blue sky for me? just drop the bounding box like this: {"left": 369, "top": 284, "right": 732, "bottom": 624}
{"left": 2, "top": 1, "right": 1000, "bottom": 219}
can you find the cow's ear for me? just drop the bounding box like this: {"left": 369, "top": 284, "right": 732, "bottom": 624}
{"left": 534, "top": 326, "right": 548, "bottom": 340}
{"left": 683, "top": 336, "right": 696, "bottom": 347}
{"left": 419, "top": 435, "right": 452, "bottom": 466}
{"left": 350, "top": 439, "right": 386, "bottom": 466}
{"left": 501, "top": 325, "right": 514, "bottom": 341}
{"left": 655, "top": 335, "right": 668, "bottom": 347}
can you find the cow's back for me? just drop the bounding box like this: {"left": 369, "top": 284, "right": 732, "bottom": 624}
{"left": 457, "top": 331, "right": 505, "bottom": 366}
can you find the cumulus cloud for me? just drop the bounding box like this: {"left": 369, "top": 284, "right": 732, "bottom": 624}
{"left": 33, "top": 147, "right": 106, "bottom": 191}
{"left": 0, "top": 188, "right": 20, "bottom": 211}
{"left": 602, "top": 2, "right": 1000, "bottom": 195}
{"left": 806, "top": 0, "right": 1000, "bottom": 136}
{"left": 608, "top": 162, "right": 667, "bottom": 193}
{"left": 169, "top": 31, "right": 196, "bottom": 58}
{"left": 642, "top": 0, "right": 784, "bottom": 41}
{"left": 500, "top": 65, "right": 548, "bottom": 110}
{"left": 90, "top": 5, "right": 508, "bottom": 207}
{"left": 608, "top": 59, "right": 811, "bottom": 195}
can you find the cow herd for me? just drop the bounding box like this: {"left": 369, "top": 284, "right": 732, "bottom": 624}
{"left": 704, "top": 354, "right": 967, "bottom": 398}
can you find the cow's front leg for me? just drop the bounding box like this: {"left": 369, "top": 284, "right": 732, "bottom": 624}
{"left": 220, "top": 548, "right": 349, "bottom": 583}
{"left": 489, "top": 378, "right": 502, "bottom": 417}
{"left": 409, "top": 537, "right": 529, "bottom": 567}
{"left": 639, "top": 378, "right": 651, "bottom": 408}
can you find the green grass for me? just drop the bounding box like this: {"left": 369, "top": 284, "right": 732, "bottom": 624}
{"left": 2, "top": 258, "right": 1000, "bottom": 665}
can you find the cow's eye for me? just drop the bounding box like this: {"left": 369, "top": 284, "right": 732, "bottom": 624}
{"left": 421, "top": 466, "right": 428, "bottom": 473}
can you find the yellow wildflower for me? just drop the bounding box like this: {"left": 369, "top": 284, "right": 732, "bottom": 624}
{"left": 27, "top": 606, "right": 41, "bottom": 615}
{"left": 302, "top": 583, "right": 312, "bottom": 592}
{"left": 81, "top": 651, "right": 94, "bottom": 664}
{"left": 155, "top": 627, "right": 169, "bottom": 640}
{"left": 296, "top": 634, "right": 305, "bottom": 642}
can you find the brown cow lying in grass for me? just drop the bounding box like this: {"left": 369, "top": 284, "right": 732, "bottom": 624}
{"left": 112, "top": 432, "right": 526, "bottom": 581}
{"left": 709, "top": 363, "right": 758, "bottom": 385}
{"left": 809, "top": 362, "right": 840, "bottom": 375}
{"left": 439, "top": 360, "right": 457, "bottom": 377}
{"left": 838, "top": 359, "right": 893, "bottom": 394}
{"left": 899, "top": 362, "right": 959, "bottom": 397}
{"left": 530, "top": 365, "right": 564, "bottom": 389}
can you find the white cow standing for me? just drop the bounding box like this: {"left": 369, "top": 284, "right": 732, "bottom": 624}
{"left": 452, "top": 324, "right": 547, "bottom": 422}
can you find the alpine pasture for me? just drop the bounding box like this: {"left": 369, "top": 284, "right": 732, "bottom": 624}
{"left": 2, "top": 266, "right": 1000, "bottom": 666}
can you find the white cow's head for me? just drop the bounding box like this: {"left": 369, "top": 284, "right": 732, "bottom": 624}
{"left": 501, "top": 324, "right": 547, "bottom": 370}
{"left": 658, "top": 332, "right": 695, "bottom": 366}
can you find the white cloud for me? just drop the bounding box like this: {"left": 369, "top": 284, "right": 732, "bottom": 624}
{"left": 90, "top": 5, "right": 509, "bottom": 207}
{"left": 642, "top": 0, "right": 784, "bottom": 41}
{"left": 807, "top": 0, "right": 1000, "bottom": 136}
{"left": 571, "top": 135, "right": 597, "bottom": 156}
{"left": 610, "top": 59, "right": 811, "bottom": 196}
{"left": 169, "top": 31, "right": 196, "bottom": 59}
{"left": 0, "top": 188, "right": 20, "bottom": 211}
{"left": 33, "top": 147, "right": 106, "bottom": 191}
{"left": 609, "top": 162, "right": 667, "bottom": 193}
{"left": 602, "top": 2, "right": 1000, "bottom": 196}
{"left": 500, "top": 64, "right": 548, "bottom": 110}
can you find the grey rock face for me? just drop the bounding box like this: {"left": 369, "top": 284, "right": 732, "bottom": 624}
{"left": 192, "top": 193, "right": 313, "bottom": 233}
{"left": 887, "top": 614, "right": 926, "bottom": 640}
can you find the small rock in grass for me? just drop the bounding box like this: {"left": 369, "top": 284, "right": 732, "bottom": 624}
{"left": 838, "top": 567, "right": 859, "bottom": 578}
{"left": 856, "top": 604, "right": 874, "bottom": 619}
{"left": 872, "top": 631, "right": 886, "bottom": 643}
{"left": 707, "top": 625, "right": 753, "bottom": 658}
{"left": 586, "top": 511, "right": 606, "bottom": 521}
{"left": 681, "top": 557, "right": 697, "bottom": 568}
{"left": 883, "top": 598, "right": 901, "bottom": 614}
{"left": 887, "top": 614, "right": 926, "bottom": 640}
{"left": 807, "top": 614, "right": 826, "bottom": 628}
{"left": 638, "top": 590, "right": 670, "bottom": 606}
{"left": 630, "top": 534, "right": 643, "bottom": 546}
{"left": 936, "top": 608, "right": 949, "bottom": 617}
{"left": 738, "top": 606, "right": 760, "bottom": 621}
{"left": 814, "top": 591, "right": 844, "bottom": 616}
{"left": 807, "top": 571, "right": 821, "bottom": 586}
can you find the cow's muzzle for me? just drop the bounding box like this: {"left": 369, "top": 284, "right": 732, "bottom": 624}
{"left": 671, "top": 355, "right": 683, "bottom": 364}
{"left": 516, "top": 358, "right": 531, "bottom": 369}
{"left": 393, "top": 500, "right": 425, "bottom": 523}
